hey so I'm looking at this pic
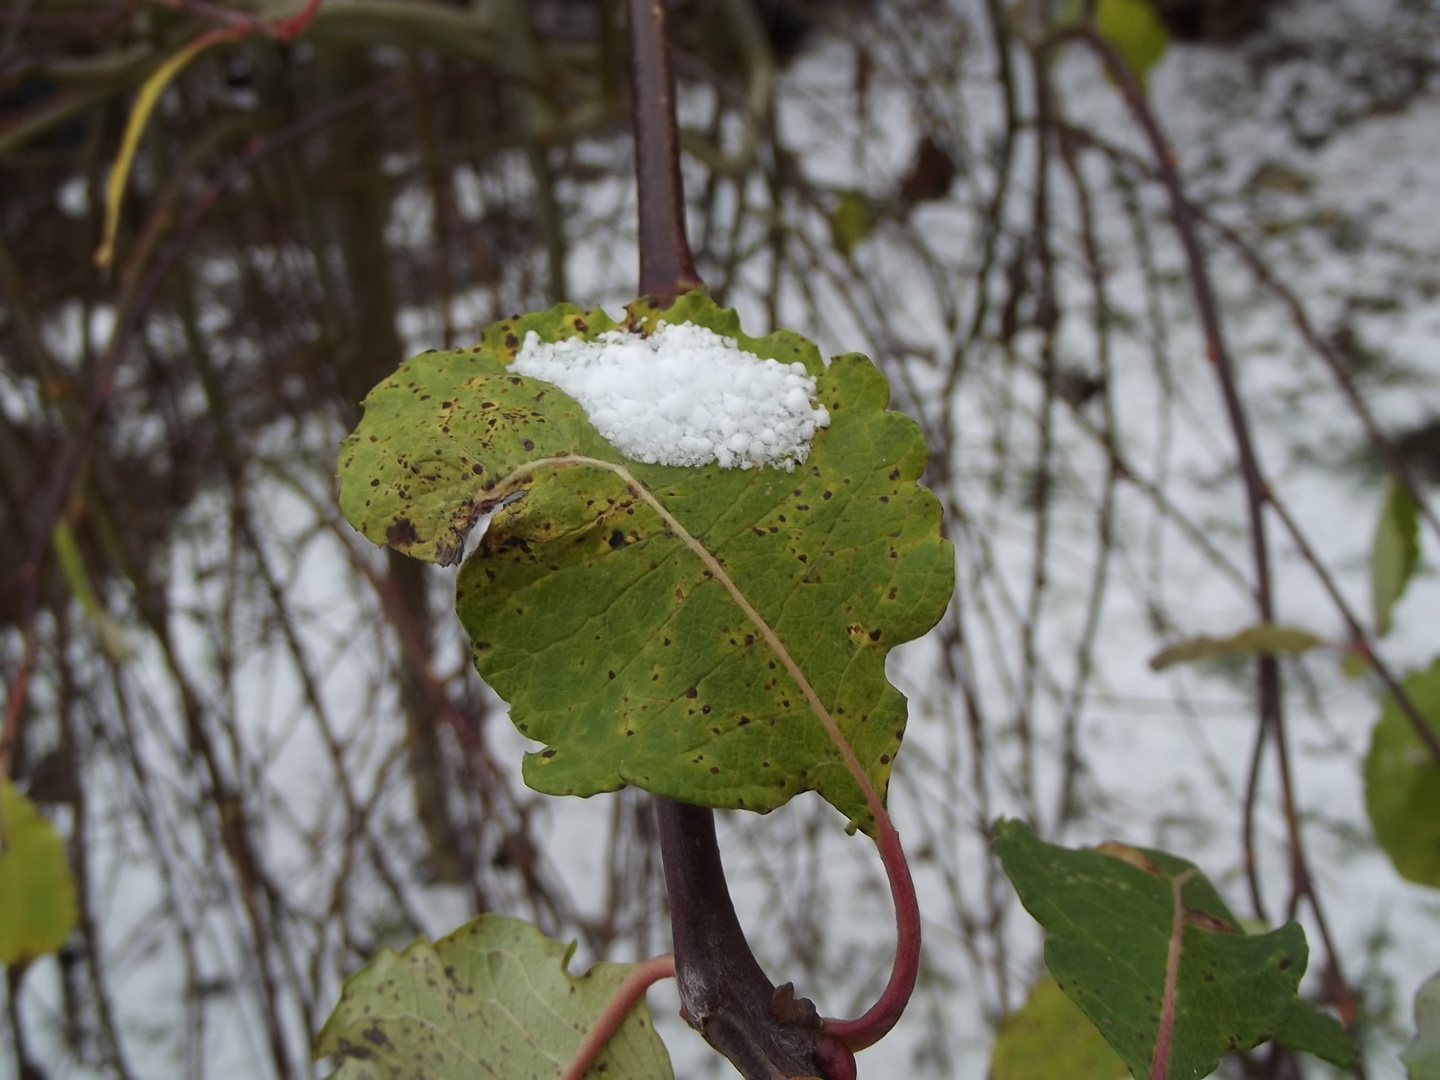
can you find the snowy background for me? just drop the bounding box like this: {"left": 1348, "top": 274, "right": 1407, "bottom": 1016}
{"left": 5, "top": 0, "right": 1440, "bottom": 1077}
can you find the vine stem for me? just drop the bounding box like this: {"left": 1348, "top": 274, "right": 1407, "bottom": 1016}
{"left": 627, "top": 0, "right": 702, "bottom": 301}
{"left": 1053, "top": 27, "right": 1367, "bottom": 1068}
{"left": 619, "top": 1, "right": 912, "bottom": 1069}
{"left": 484, "top": 453, "right": 920, "bottom": 1052}
{"left": 4, "top": 76, "right": 397, "bottom": 773}
{"left": 559, "top": 954, "right": 676, "bottom": 1080}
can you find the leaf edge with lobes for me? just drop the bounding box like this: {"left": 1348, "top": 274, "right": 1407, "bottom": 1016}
{"left": 486, "top": 294, "right": 951, "bottom": 832}
{"left": 337, "top": 292, "right": 955, "bottom": 832}
{"left": 313, "top": 912, "right": 674, "bottom": 1080}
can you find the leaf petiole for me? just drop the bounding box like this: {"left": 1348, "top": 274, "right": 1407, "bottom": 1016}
{"left": 483, "top": 451, "right": 922, "bottom": 1053}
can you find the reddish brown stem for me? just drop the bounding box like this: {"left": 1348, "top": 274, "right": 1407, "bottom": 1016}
{"left": 656, "top": 799, "right": 831, "bottom": 1078}
{"left": 560, "top": 954, "right": 676, "bottom": 1080}
{"left": 1056, "top": 27, "right": 1367, "bottom": 1070}
{"left": 1150, "top": 869, "right": 1196, "bottom": 1080}
{"left": 626, "top": 0, "right": 702, "bottom": 299}
{"left": 623, "top": 3, "right": 914, "bottom": 1072}
{"left": 819, "top": 816, "right": 919, "bottom": 1051}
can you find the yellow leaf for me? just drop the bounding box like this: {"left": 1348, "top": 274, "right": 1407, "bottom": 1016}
{"left": 95, "top": 28, "right": 240, "bottom": 269}
{"left": 991, "top": 975, "right": 1129, "bottom": 1080}
{"left": 1096, "top": 0, "right": 1169, "bottom": 86}
{"left": 830, "top": 191, "right": 872, "bottom": 259}
{"left": 0, "top": 780, "right": 78, "bottom": 965}
{"left": 1149, "top": 623, "right": 1327, "bottom": 672}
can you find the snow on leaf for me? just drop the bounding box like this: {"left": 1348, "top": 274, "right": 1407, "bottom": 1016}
{"left": 339, "top": 293, "right": 954, "bottom": 833}
{"left": 1365, "top": 658, "right": 1440, "bottom": 888}
{"left": 314, "top": 914, "right": 673, "bottom": 1080}
{"left": 0, "top": 780, "right": 77, "bottom": 965}
{"left": 338, "top": 307, "right": 620, "bottom": 566}
{"left": 992, "top": 820, "right": 1355, "bottom": 1080}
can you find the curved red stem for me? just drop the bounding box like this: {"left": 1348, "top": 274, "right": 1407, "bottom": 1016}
{"left": 819, "top": 817, "right": 920, "bottom": 1051}
{"left": 560, "top": 954, "right": 676, "bottom": 1080}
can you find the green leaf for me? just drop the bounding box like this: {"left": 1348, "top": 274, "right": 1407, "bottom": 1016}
{"left": 339, "top": 302, "right": 621, "bottom": 566}
{"left": 1404, "top": 973, "right": 1440, "bottom": 1079}
{"left": 1148, "top": 623, "right": 1327, "bottom": 672}
{"left": 1340, "top": 648, "right": 1371, "bottom": 680}
{"left": 1371, "top": 478, "right": 1420, "bottom": 637}
{"left": 314, "top": 914, "right": 673, "bottom": 1080}
{"left": 992, "top": 820, "right": 1355, "bottom": 1079}
{"left": 0, "top": 780, "right": 78, "bottom": 965}
{"left": 339, "top": 293, "right": 955, "bottom": 833}
{"left": 830, "top": 191, "right": 872, "bottom": 259}
{"left": 1096, "top": 0, "right": 1169, "bottom": 85}
{"left": 52, "top": 520, "right": 134, "bottom": 663}
{"left": 1365, "top": 658, "right": 1440, "bottom": 888}
{"left": 991, "top": 975, "right": 1129, "bottom": 1080}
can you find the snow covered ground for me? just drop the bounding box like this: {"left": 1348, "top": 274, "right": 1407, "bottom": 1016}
{"left": 10, "top": 1, "right": 1440, "bottom": 1077}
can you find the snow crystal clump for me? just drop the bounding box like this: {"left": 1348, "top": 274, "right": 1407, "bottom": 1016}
{"left": 511, "top": 321, "right": 831, "bottom": 470}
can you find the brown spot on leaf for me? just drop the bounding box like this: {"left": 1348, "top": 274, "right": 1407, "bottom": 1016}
{"left": 1095, "top": 841, "right": 1164, "bottom": 875}
{"left": 362, "top": 1024, "right": 393, "bottom": 1049}
{"left": 1184, "top": 910, "right": 1239, "bottom": 934}
{"left": 386, "top": 518, "right": 420, "bottom": 547}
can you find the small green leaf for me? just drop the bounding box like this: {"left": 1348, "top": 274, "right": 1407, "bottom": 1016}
{"left": 1371, "top": 478, "right": 1420, "bottom": 637}
{"left": 1340, "top": 648, "right": 1371, "bottom": 680}
{"left": 52, "top": 520, "right": 134, "bottom": 663}
{"left": 1096, "top": 0, "right": 1169, "bottom": 85}
{"left": 992, "top": 819, "right": 1355, "bottom": 1079}
{"left": 1365, "top": 659, "right": 1440, "bottom": 888}
{"left": 0, "top": 780, "right": 78, "bottom": 965}
{"left": 339, "top": 294, "right": 954, "bottom": 833}
{"left": 315, "top": 914, "right": 673, "bottom": 1080}
{"left": 1404, "top": 973, "right": 1440, "bottom": 1079}
{"left": 1149, "top": 623, "right": 1327, "bottom": 672}
{"left": 830, "top": 191, "right": 872, "bottom": 259}
{"left": 991, "top": 975, "right": 1128, "bottom": 1080}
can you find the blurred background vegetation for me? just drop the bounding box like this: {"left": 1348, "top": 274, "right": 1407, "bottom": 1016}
{"left": 3, "top": 0, "right": 1439, "bottom": 1076}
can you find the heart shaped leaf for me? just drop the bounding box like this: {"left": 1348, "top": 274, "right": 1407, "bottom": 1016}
{"left": 992, "top": 819, "right": 1355, "bottom": 1079}
{"left": 338, "top": 294, "right": 954, "bottom": 831}
{"left": 315, "top": 914, "right": 673, "bottom": 1080}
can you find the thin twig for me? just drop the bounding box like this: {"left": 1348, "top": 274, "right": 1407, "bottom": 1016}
{"left": 1056, "top": 28, "right": 1367, "bottom": 1064}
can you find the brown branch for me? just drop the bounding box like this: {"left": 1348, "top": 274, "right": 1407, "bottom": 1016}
{"left": 656, "top": 799, "right": 828, "bottom": 1079}
{"left": 4, "top": 75, "right": 399, "bottom": 743}
{"left": 1055, "top": 28, "right": 1367, "bottom": 1069}
{"left": 627, "top": 0, "right": 702, "bottom": 300}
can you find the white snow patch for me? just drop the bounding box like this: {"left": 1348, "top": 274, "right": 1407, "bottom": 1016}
{"left": 511, "top": 321, "right": 831, "bottom": 469}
